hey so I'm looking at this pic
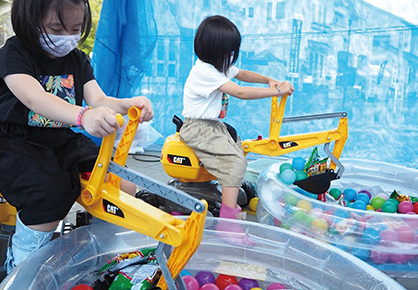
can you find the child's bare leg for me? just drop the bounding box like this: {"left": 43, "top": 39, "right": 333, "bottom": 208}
{"left": 220, "top": 187, "right": 242, "bottom": 219}
{"left": 121, "top": 179, "right": 137, "bottom": 196}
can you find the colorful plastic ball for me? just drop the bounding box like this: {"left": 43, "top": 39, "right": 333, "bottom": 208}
{"left": 292, "top": 157, "right": 306, "bottom": 171}
{"left": 249, "top": 288, "right": 263, "bottom": 290}
{"left": 380, "top": 229, "right": 398, "bottom": 242}
{"left": 329, "top": 188, "right": 342, "bottom": 199}
{"left": 280, "top": 169, "right": 296, "bottom": 184}
{"left": 295, "top": 170, "right": 307, "bottom": 181}
{"left": 266, "top": 283, "right": 287, "bottom": 290}
{"left": 389, "top": 253, "right": 411, "bottom": 264}
{"left": 238, "top": 278, "right": 259, "bottom": 290}
{"left": 414, "top": 202, "right": 418, "bottom": 214}
{"left": 370, "top": 196, "right": 385, "bottom": 210}
{"left": 296, "top": 199, "right": 312, "bottom": 213}
{"left": 361, "top": 228, "right": 381, "bottom": 245}
{"left": 358, "top": 189, "right": 372, "bottom": 200}
{"left": 351, "top": 200, "right": 367, "bottom": 210}
{"left": 381, "top": 201, "right": 398, "bottom": 213}
{"left": 249, "top": 197, "right": 258, "bottom": 212}
{"left": 387, "top": 198, "right": 400, "bottom": 207}
{"left": 183, "top": 275, "right": 200, "bottom": 290}
{"left": 216, "top": 275, "right": 238, "bottom": 290}
{"left": 181, "top": 270, "right": 193, "bottom": 277}
{"left": 397, "top": 225, "right": 416, "bottom": 243}
{"left": 370, "top": 250, "right": 389, "bottom": 264}
{"left": 376, "top": 192, "right": 389, "bottom": 200}
{"left": 355, "top": 193, "right": 370, "bottom": 205}
{"left": 71, "top": 285, "right": 94, "bottom": 290}
{"left": 279, "top": 163, "right": 293, "bottom": 173}
{"left": 366, "top": 205, "right": 375, "bottom": 211}
{"left": 343, "top": 188, "right": 357, "bottom": 201}
{"left": 200, "top": 283, "right": 221, "bottom": 290}
{"left": 311, "top": 217, "right": 329, "bottom": 232}
{"left": 224, "top": 285, "right": 244, "bottom": 290}
{"left": 333, "top": 208, "right": 350, "bottom": 220}
{"left": 283, "top": 193, "right": 298, "bottom": 206}
{"left": 398, "top": 201, "right": 414, "bottom": 214}
{"left": 195, "top": 271, "right": 216, "bottom": 287}
{"left": 350, "top": 246, "right": 370, "bottom": 261}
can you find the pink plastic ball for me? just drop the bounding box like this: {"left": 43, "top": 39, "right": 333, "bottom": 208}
{"left": 224, "top": 285, "right": 244, "bottom": 290}
{"left": 200, "top": 283, "right": 221, "bottom": 290}
{"left": 398, "top": 201, "right": 414, "bottom": 214}
{"left": 376, "top": 192, "right": 389, "bottom": 200}
{"left": 183, "top": 275, "right": 200, "bottom": 290}
{"left": 389, "top": 253, "right": 412, "bottom": 264}
{"left": 370, "top": 250, "right": 390, "bottom": 264}
{"left": 380, "top": 229, "right": 398, "bottom": 242}
{"left": 397, "top": 225, "right": 416, "bottom": 243}
{"left": 267, "top": 283, "right": 287, "bottom": 290}
{"left": 200, "top": 283, "right": 220, "bottom": 290}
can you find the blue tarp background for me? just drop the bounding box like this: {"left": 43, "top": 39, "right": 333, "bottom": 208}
{"left": 91, "top": 0, "right": 418, "bottom": 169}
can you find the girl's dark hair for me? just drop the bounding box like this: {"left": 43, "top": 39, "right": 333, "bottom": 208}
{"left": 11, "top": 0, "right": 92, "bottom": 55}
{"left": 194, "top": 15, "right": 241, "bottom": 74}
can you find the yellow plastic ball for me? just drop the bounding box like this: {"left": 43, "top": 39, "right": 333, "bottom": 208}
{"left": 296, "top": 199, "right": 312, "bottom": 213}
{"left": 311, "top": 217, "right": 329, "bottom": 231}
{"left": 249, "top": 197, "right": 258, "bottom": 212}
{"left": 366, "top": 205, "right": 375, "bottom": 211}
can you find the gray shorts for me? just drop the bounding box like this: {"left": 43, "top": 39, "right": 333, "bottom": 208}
{"left": 179, "top": 118, "right": 247, "bottom": 187}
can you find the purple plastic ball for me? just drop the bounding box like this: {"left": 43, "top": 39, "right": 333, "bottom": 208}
{"left": 195, "top": 271, "right": 216, "bottom": 287}
{"left": 238, "top": 278, "right": 259, "bottom": 290}
{"left": 358, "top": 189, "right": 372, "bottom": 200}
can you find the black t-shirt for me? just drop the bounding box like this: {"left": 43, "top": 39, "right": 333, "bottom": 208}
{"left": 0, "top": 36, "right": 95, "bottom": 127}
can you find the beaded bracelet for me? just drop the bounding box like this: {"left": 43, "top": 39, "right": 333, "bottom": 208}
{"left": 275, "top": 85, "right": 282, "bottom": 96}
{"left": 76, "top": 105, "right": 92, "bottom": 130}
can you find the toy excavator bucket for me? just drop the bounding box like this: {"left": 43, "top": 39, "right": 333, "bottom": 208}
{"left": 242, "top": 94, "right": 348, "bottom": 194}
{"left": 78, "top": 107, "right": 207, "bottom": 290}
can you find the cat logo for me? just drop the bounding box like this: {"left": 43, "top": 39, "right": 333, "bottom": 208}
{"left": 167, "top": 154, "right": 192, "bottom": 166}
{"left": 103, "top": 199, "right": 125, "bottom": 218}
{"left": 173, "top": 156, "right": 186, "bottom": 164}
{"left": 279, "top": 141, "right": 298, "bottom": 149}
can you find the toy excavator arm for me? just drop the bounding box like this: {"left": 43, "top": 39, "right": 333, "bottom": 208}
{"left": 77, "top": 107, "right": 207, "bottom": 290}
{"left": 242, "top": 95, "right": 348, "bottom": 171}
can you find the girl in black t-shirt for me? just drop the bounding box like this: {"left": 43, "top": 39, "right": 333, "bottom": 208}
{"left": 0, "top": 0, "right": 154, "bottom": 274}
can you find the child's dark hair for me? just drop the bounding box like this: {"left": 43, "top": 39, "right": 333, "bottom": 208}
{"left": 11, "top": 0, "right": 92, "bottom": 55}
{"left": 194, "top": 15, "right": 241, "bottom": 74}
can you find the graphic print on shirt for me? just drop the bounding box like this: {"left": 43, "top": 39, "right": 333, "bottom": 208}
{"left": 218, "top": 93, "right": 229, "bottom": 119}
{"left": 28, "top": 74, "right": 75, "bottom": 128}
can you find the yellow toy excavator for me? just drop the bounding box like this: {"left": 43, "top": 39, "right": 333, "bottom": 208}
{"left": 0, "top": 107, "right": 207, "bottom": 290}
{"left": 159, "top": 94, "right": 348, "bottom": 215}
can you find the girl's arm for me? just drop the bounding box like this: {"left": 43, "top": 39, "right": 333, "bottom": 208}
{"left": 234, "top": 69, "right": 279, "bottom": 87}
{"left": 218, "top": 70, "right": 294, "bottom": 100}
{"left": 83, "top": 79, "right": 154, "bottom": 123}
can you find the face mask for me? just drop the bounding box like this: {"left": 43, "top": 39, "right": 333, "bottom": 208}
{"left": 39, "top": 33, "right": 81, "bottom": 57}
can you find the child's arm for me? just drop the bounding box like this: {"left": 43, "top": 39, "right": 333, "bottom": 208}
{"left": 83, "top": 79, "right": 154, "bottom": 123}
{"left": 218, "top": 70, "right": 294, "bottom": 100}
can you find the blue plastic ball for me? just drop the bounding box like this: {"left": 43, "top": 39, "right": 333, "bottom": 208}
{"left": 292, "top": 157, "right": 306, "bottom": 171}
{"left": 280, "top": 169, "right": 297, "bottom": 184}
{"left": 352, "top": 200, "right": 367, "bottom": 210}
{"left": 343, "top": 188, "right": 357, "bottom": 202}
{"left": 355, "top": 193, "right": 370, "bottom": 205}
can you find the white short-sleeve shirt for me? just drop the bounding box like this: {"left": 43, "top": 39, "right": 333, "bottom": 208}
{"left": 182, "top": 59, "right": 239, "bottom": 119}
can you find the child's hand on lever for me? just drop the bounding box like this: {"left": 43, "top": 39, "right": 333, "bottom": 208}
{"left": 272, "top": 80, "right": 295, "bottom": 97}
{"left": 81, "top": 107, "right": 120, "bottom": 138}
{"left": 125, "top": 96, "right": 154, "bottom": 123}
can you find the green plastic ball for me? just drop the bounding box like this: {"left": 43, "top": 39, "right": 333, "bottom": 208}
{"left": 381, "top": 201, "right": 398, "bottom": 213}
{"left": 284, "top": 192, "right": 299, "bottom": 206}
{"left": 279, "top": 163, "right": 294, "bottom": 173}
{"left": 329, "top": 188, "right": 342, "bottom": 199}
{"left": 295, "top": 170, "right": 308, "bottom": 181}
{"left": 370, "top": 196, "right": 385, "bottom": 210}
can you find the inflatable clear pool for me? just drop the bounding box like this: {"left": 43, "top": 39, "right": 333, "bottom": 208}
{"left": 256, "top": 158, "right": 418, "bottom": 278}
{"left": 0, "top": 217, "right": 404, "bottom": 290}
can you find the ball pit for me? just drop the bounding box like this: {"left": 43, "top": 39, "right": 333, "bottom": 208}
{"left": 0, "top": 217, "right": 405, "bottom": 290}
{"left": 257, "top": 158, "right": 418, "bottom": 278}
